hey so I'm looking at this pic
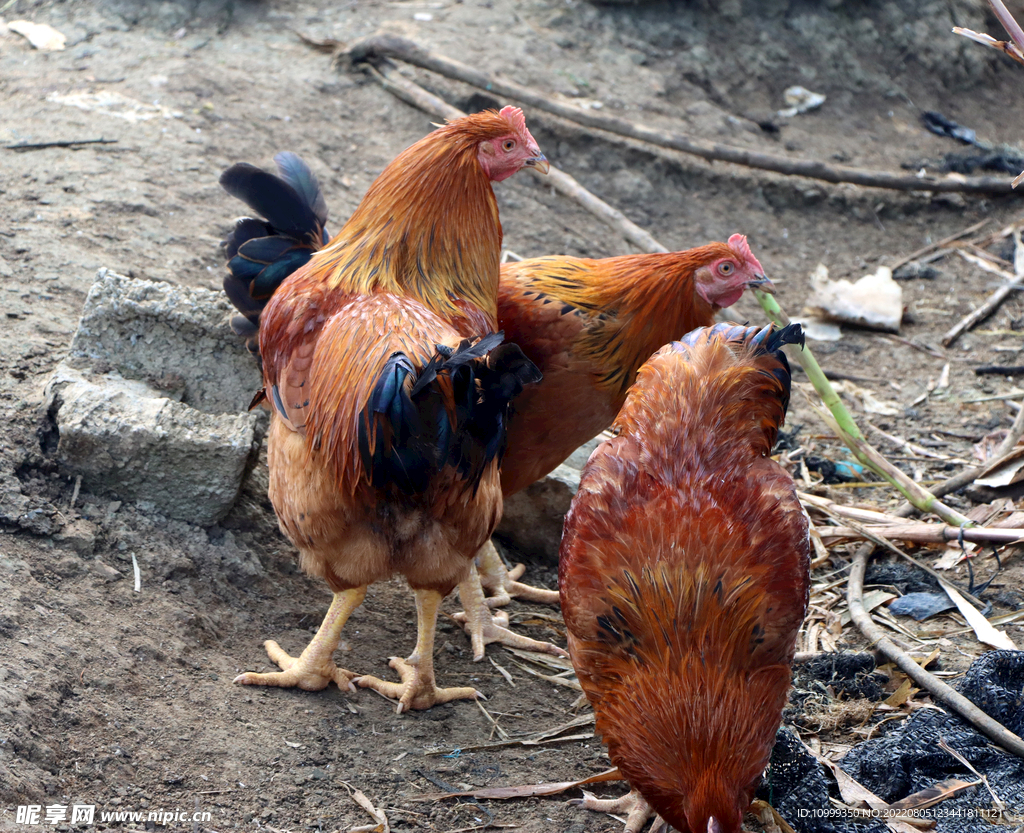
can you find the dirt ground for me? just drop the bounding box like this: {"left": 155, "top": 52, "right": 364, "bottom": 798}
{"left": 2, "top": 0, "right": 1024, "bottom": 831}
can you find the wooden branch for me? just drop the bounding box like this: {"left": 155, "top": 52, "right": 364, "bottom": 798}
{"left": 989, "top": 0, "right": 1024, "bottom": 52}
{"left": 942, "top": 252, "right": 1024, "bottom": 347}
{"left": 362, "top": 60, "right": 667, "bottom": 256}
{"left": 888, "top": 220, "right": 989, "bottom": 271}
{"left": 847, "top": 542, "right": 1024, "bottom": 759}
{"left": 5, "top": 138, "right": 118, "bottom": 151}
{"left": 816, "top": 523, "right": 1024, "bottom": 546}
{"left": 349, "top": 34, "right": 1021, "bottom": 195}
{"left": 974, "top": 365, "right": 1024, "bottom": 375}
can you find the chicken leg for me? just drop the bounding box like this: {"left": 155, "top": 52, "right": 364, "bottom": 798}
{"left": 356, "top": 588, "right": 481, "bottom": 712}
{"left": 233, "top": 587, "right": 366, "bottom": 691}
{"left": 477, "top": 539, "right": 560, "bottom": 606}
{"left": 453, "top": 562, "right": 569, "bottom": 661}
{"left": 571, "top": 790, "right": 668, "bottom": 833}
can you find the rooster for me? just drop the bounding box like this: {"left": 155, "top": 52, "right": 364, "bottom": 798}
{"left": 227, "top": 107, "right": 549, "bottom": 712}
{"left": 458, "top": 241, "right": 775, "bottom": 658}
{"left": 559, "top": 322, "right": 810, "bottom": 833}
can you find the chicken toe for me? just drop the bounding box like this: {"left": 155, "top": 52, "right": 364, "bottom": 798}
{"left": 356, "top": 588, "right": 480, "bottom": 712}
{"left": 454, "top": 562, "right": 568, "bottom": 661}
{"left": 477, "top": 539, "right": 560, "bottom": 606}
{"left": 571, "top": 789, "right": 666, "bottom": 833}
{"left": 234, "top": 587, "right": 366, "bottom": 691}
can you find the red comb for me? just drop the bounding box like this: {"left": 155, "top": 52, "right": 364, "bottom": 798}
{"left": 728, "top": 233, "right": 752, "bottom": 261}
{"left": 499, "top": 105, "right": 527, "bottom": 136}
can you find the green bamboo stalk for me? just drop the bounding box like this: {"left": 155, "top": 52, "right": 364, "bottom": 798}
{"left": 754, "top": 289, "right": 974, "bottom": 528}
{"left": 754, "top": 290, "right": 864, "bottom": 441}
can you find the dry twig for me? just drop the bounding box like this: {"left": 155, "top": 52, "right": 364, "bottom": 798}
{"left": 349, "top": 34, "right": 1020, "bottom": 194}
{"left": 888, "top": 219, "right": 989, "bottom": 271}
{"left": 893, "top": 370, "right": 1024, "bottom": 516}
{"left": 942, "top": 239, "right": 1024, "bottom": 347}
{"left": 847, "top": 542, "right": 1024, "bottom": 759}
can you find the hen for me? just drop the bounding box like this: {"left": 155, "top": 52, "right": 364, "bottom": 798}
{"left": 559, "top": 322, "right": 810, "bottom": 833}
{"left": 459, "top": 240, "right": 775, "bottom": 658}
{"left": 227, "top": 108, "right": 548, "bottom": 712}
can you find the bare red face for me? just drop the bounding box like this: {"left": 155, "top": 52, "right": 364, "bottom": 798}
{"left": 476, "top": 106, "right": 549, "bottom": 182}
{"left": 695, "top": 234, "right": 774, "bottom": 309}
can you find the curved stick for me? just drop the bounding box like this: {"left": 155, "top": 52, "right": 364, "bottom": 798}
{"left": 847, "top": 542, "right": 1024, "bottom": 759}
{"left": 350, "top": 34, "right": 1020, "bottom": 195}
{"left": 361, "top": 60, "right": 667, "bottom": 256}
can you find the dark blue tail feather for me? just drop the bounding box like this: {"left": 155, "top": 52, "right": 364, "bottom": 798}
{"left": 358, "top": 336, "right": 542, "bottom": 497}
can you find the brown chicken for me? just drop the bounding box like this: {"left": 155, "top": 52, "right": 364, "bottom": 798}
{"left": 559, "top": 322, "right": 810, "bottom": 833}
{"left": 458, "top": 240, "right": 776, "bottom": 659}
{"left": 226, "top": 108, "right": 549, "bottom": 712}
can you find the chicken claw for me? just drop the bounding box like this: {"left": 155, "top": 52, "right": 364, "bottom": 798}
{"left": 454, "top": 562, "right": 569, "bottom": 661}
{"left": 234, "top": 587, "right": 366, "bottom": 691}
{"left": 571, "top": 789, "right": 668, "bottom": 833}
{"left": 356, "top": 588, "right": 481, "bottom": 712}
{"left": 477, "top": 539, "right": 560, "bottom": 607}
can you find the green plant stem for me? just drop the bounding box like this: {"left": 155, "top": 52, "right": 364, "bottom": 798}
{"left": 754, "top": 290, "right": 974, "bottom": 528}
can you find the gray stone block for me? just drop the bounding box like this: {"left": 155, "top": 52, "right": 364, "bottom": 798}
{"left": 44, "top": 270, "right": 261, "bottom": 526}
{"left": 66, "top": 268, "right": 261, "bottom": 414}
{"left": 494, "top": 436, "right": 601, "bottom": 561}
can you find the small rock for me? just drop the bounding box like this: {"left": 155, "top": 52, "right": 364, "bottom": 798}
{"left": 55, "top": 519, "right": 98, "bottom": 555}
{"left": 53, "top": 554, "right": 85, "bottom": 577}
{"left": 89, "top": 560, "right": 122, "bottom": 582}
{"left": 496, "top": 438, "right": 600, "bottom": 561}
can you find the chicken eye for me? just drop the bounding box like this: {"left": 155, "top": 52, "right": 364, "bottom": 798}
{"left": 503, "top": 139, "right": 516, "bottom": 152}
{"left": 718, "top": 262, "right": 735, "bottom": 276}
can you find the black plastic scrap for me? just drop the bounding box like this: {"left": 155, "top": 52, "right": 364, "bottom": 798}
{"left": 922, "top": 111, "right": 982, "bottom": 146}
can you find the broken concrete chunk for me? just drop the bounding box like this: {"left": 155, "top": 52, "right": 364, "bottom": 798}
{"left": 46, "top": 364, "right": 257, "bottom": 526}
{"left": 45, "top": 270, "right": 261, "bottom": 526}
{"left": 67, "top": 269, "right": 261, "bottom": 415}
{"left": 495, "top": 437, "right": 601, "bottom": 561}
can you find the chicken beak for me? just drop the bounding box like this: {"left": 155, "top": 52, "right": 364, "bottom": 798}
{"left": 747, "top": 274, "right": 775, "bottom": 294}
{"left": 524, "top": 153, "right": 550, "bottom": 174}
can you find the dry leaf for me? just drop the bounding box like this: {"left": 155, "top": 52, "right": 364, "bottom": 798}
{"left": 840, "top": 589, "right": 896, "bottom": 626}
{"left": 889, "top": 779, "right": 980, "bottom": 811}
{"left": 883, "top": 677, "right": 918, "bottom": 708}
{"left": 8, "top": 19, "right": 66, "bottom": 50}
{"left": 974, "top": 447, "right": 1024, "bottom": 488}
{"left": 941, "top": 583, "right": 1018, "bottom": 650}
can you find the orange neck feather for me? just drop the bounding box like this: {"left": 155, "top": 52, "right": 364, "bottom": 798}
{"left": 309, "top": 122, "right": 502, "bottom": 327}
{"left": 521, "top": 247, "right": 731, "bottom": 400}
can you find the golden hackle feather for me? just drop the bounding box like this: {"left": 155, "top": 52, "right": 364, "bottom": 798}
{"left": 506, "top": 246, "right": 736, "bottom": 399}
{"left": 292, "top": 110, "right": 531, "bottom": 329}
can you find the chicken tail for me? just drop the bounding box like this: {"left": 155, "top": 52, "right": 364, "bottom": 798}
{"left": 358, "top": 333, "right": 542, "bottom": 496}
{"left": 680, "top": 320, "right": 802, "bottom": 419}
{"left": 219, "top": 152, "right": 329, "bottom": 362}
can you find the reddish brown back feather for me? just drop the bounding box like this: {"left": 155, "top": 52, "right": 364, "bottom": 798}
{"left": 559, "top": 331, "right": 810, "bottom": 833}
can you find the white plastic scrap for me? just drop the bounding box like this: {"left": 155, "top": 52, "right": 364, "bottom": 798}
{"left": 805, "top": 263, "right": 903, "bottom": 333}
{"left": 778, "top": 85, "right": 825, "bottom": 117}
{"left": 8, "top": 19, "right": 66, "bottom": 50}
